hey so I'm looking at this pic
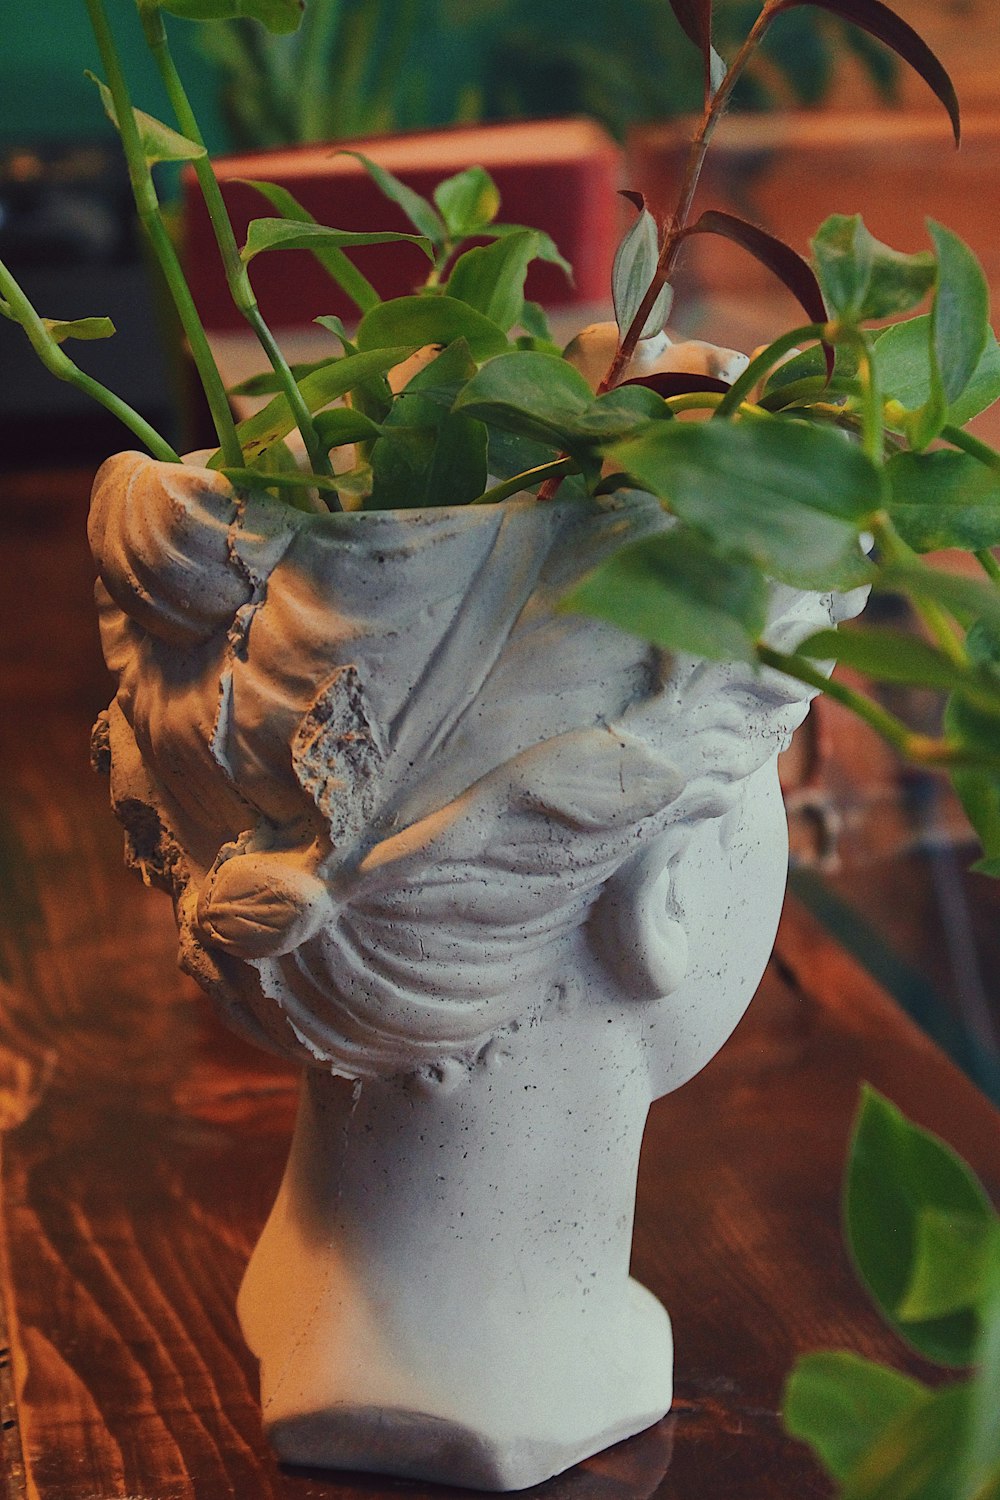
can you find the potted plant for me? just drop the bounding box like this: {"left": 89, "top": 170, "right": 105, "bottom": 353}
{"left": 3, "top": 0, "right": 1000, "bottom": 1488}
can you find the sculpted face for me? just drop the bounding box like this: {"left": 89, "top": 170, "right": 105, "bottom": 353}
{"left": 90, "top": 452, "right": 861, "bottom": 1087}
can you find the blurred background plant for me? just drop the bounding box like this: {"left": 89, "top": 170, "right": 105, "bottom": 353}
{"left": 197, "top": 0, "right": 898, "bottom": 152}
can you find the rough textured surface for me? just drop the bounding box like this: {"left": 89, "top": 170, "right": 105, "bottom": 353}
{"left": 82, "top": 455, "right": 864, "bottom": 1486}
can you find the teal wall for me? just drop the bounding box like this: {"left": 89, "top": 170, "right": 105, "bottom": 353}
{"left": 0, "top": 0, "right": 227, "bottom": 153}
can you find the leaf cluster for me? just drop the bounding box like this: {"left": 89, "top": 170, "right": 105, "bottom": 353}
{"left": 784, "top": 1088, "right": 1000, "bottom": 1499}
{"left": 5, "top": 0, "right": 1000, "bottom": 867}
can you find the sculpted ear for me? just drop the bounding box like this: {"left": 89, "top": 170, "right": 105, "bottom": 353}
{"left": 588, "top": 835, "right": 689, "bottom": 1001}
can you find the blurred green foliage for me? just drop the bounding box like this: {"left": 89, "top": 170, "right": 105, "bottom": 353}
{"left": 198, "top": 0, "right": 900, "bottom": 150}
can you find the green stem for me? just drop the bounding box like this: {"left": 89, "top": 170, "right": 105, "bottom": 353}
{"left": 483, "top": 458, "right": 577, "bottom": 506}
{"left": 871, "top": 512, "right": 968, "bottom": 668}
{"left": 757, "top": 644, "right": 982, "bottom": 767}
{"left": 0, "top": 258, "right": 179, "bottom": 461}
{"left": 141, "top": 9, "right": 335, "bottom": 494}
{"left": 833, "top": 325, "right": 883, "bottom": 464}
{"left": 976, "top": 548, "right": 1000, "bottom": 585}
{"left": 86, "top": 0, "right": 242, "bottom": 467}
{"left": 714, "top": 324, "right": 827, "bottom": 419}
{"left": 941, "top": 423, "right": 1000, "bottom": 472}
{"left": 664, "top": 392, "right": 770, "bottom": 419}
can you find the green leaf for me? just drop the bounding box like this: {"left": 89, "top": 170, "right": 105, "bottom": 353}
{"left": 314, "top": 314, "right": 357, "bottom": 351}
{"left": 899, "top": 1211, "right": 999, "bottom": 1323}
{"left": 952, "top": 769, "right": 1000, "bottom": 872}
{"left": 397, "top": 337, "right": 478, "bottom": 406}
{"left": 876, "top": 558, "right": 1000, "bottom": 634}
{"left": 432, "top": 166, "right": 501, "bottom": 238}
{"left": 86, "top": 73, "right": 206, "bottom": 164}
{"left": 367, "top": 427, "right": 436, "bottom": 510}
{"left": 366, "top": 410, "right": 487, "bottom": 511}
{"left": 784, "top": 1350, "right": 929, "bottom": 1482}
{"left": 841, "top": 1380, "right": 975, "bottom": 1500}
{"left": 763, "top": 339, "right": 860, "bottom": 397}
{"left": 152, "top": 0, "right": 304, "bottom": 32}
{"left": 425, "top": 411, "right": 489, "bottom": 508}
{"left": 812, "top": 215, "right": 935, "bottom": 322}
{"left": 886, "top": 451, "right": 1000, "bottom": 553}
{"left": 608, "top": 418, "right": 878, "bottom": 590}
{"left": 446, "top": 231, "right": 540, "bottom": 332}
{"left": 846, "top": 1086, "right": 995, "bottom": 1366}
{"left": 596, "top": 383, "right": 672, "bottom": 428}
{"left": 797, "top": 626, "right": 972, "bottom": 691}
{"left": 519, "top": 300, "right": 555, "bottom": 343}
{"left": 339, "top": 152, "right": 446, "bottom": 244}
{"left": 42, "top": 315, "right": 116, "bottom": 343}
{"left": 357, "top": 295, "right": 510, "bottom": 361}
{"left": 962, "top": 1267, "right": 1000, "bottom": 1500}
{"left": 220, "top": 467, "right": 342, "bottom": 508}
{"left": 215, "top": 346, "right": 416, "bottom": 464}
{"left": 238, "top": 180, "right": 379, "bottom": 313}
{"left": 453, "top": 350, "right": 667, "bottom": 455}
{"left": 928, "top": 221, "right": 991, "bottom": 408}
{"left": 486, "top": 223, "right": 574, "bottom": 280}
{"left": 229, "top": 357, "right": 335, "bottom": 397}
{"left": 240, "top": 218, "right": 433, "bottom": 266}
{"left": 612, "top": 204, "right": 672, "bottom": 340}
{"left": 312, "top": 407, "right": 382, "bottom": 448}
{"left": 561, "top": 526, "right": 769, "bottom": 663}
{"left": 877, "top": 319, "right": 1000, "bottom": 428}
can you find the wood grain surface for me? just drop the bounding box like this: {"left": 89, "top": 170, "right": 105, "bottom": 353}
{"left": 1, "top": 469, "right": 998, "bottom": 1500}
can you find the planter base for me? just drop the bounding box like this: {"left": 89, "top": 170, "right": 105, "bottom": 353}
{"left": 266, "top": 1291, "right": 671, "bottom": 1490}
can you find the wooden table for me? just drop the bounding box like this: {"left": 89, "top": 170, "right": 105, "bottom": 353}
{"left": 1, "top": 468, "right": 998, "bottom": 1500}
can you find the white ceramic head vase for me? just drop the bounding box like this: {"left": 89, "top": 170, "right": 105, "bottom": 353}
{"left": 89, "top": 451, "right": 862, "bottom": 1490}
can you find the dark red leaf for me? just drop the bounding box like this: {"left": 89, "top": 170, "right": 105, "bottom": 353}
{"left": 621, "top": 372, "right": 732, "bottom": 397}
{"left": 774, "top": 0, "right": 960, "bottom": 144}
{"left": 667, "top": 0, "right": 714, "bottom": 102}
{"left": 681, "top": 209, "right": 835, "bottom": 380}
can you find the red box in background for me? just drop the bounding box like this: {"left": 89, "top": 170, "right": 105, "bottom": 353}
{"left": 182, "top": 119, "right": 622, "bottom": 333}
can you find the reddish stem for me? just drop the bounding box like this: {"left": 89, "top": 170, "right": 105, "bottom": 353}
{"left": 598, "top": 0, "right": 783, "bottom": 395}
